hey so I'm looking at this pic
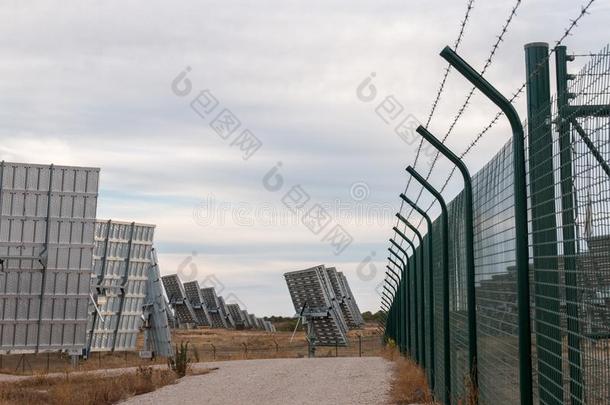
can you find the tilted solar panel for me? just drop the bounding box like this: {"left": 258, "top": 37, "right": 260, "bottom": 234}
{"left": 338, "top": 272, "right": 364, "bottom": 326}
{"left": 226, "top": 303, "right": 245, "bottom": 327}
{"left": 240, "top": 309, "right": 252, "bottom": 328}
{"left": 87, "top": 220, "right": 156, "bottom": 352}
{"left": 326, "top": 267, "right": 362, "bottom": 329}
{"left": 141, "top": 249, "right": 172, "bottom": 357}
{"left": 161, "top": 274, "right": 198, "bottom": 325}
{"left": 284, "top": 265, "right": 348, "bottom": 346}
{"left": 0, "top": 162, "right": 99, "bottom": 353}
{"left": 200, "top": 287, "right": 227, "bottom": 328}
{"left": 247, "top": 313, "right": 258, "bottom": 329}
{"left": 183, "top": 280, "right": 211, "bottom": 326}
{"left": 217, "top": 296, "right": 235, "bottom": 328}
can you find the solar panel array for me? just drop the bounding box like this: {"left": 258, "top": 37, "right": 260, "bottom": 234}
{"left": 160, "top": 273, "right": 273, "bottom": 331}
{"left": 0, "top": 162, "right": 99, "bottom": 354}
{"left": 284, "top": 265, "right": 349, "bottom": 346}
{"left": 87, "top": 220, "right": 156, "bottom": 352}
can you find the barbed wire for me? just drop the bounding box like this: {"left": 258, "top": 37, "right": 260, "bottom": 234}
{"left": 409, "top": 0, "right": 598, "bottom": 222}
{"left": 384, "top": 0, "right": 477, "bottom": 308}
{"left": 406, "top": 0, "right": 476, "bottom": 193}
{"left": 403, "top": 0, "right": 524, "bottom": 223}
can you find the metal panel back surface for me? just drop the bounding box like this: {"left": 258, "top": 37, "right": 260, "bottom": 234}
{"left": 200, "top": 287, "right": 227, "bottom": 328}
{"left": 326, "top": 267, "right": 360, "bottom": 329}
{"left": 161, "top": 274, "right": 197, "bottom": 325}
{"left": 87, "top": 220, "right": 155, "bottom": 352}
{"left": 241, "top": 310, "right": 252, "bottom": 328}
{"left": 183, "top": 280, "right": 211, "bottom": 326}
{"left": 337, "top": 271, "right": 364, "bottom": 326}
{"left": 247, "top": 313, "right": 258, "bottom": 329}
{"left": 217, "top": 296, "right": 235, "bottom": 328}
{"left": 0, "top": 162, "right": 99, "bottom": 353}
{"left": 142, "top": 249, "right": 172, "bottom": 357}
{"left": 284, "top": 265, "right": 348, "bottom": 346}
{"left": 226, "top": 303, "right": 245, "bottom": 324}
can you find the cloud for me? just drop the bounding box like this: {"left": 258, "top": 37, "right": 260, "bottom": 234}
{"left": 0, "top": 0, "right": 607, "bottom": 314}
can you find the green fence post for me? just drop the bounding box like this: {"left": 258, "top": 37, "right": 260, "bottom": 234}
{"left": 555, "top": 45, "right": 583, "bottom": 405}
{"left": 396, "top": 213, "right": 426, "bottom": 371}
{"left": 391, "top": 239, "right": 412, "bottom": 355}
{"left": 407, "top": 166, "right": 451, "bottom": 405}
{"left": 389, "top": 249, "right": 407, "bottom": 354}
{"left": 525, "top": 41, "right": 563, "bottom": 405}
{"left": 393, "top": 226, "right": 420, "bottom": 361}
{"left": 439, "top": 45, "right": 532, "bottom": 405}
{"left": 400, "top": 194, "right": 436, "bottom": 391}
{"left": 415, "top": 125, "right": 478, "bottom": 394}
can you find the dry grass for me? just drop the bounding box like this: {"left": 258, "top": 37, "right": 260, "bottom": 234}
{"left": 0, "top": 325, "right": 382, "bottom": 376}
{"left": 0, "top": 366, "right": 185, "bottom": 405}
{"left": 381, "top": 343, "right": 434, "bottom": 405}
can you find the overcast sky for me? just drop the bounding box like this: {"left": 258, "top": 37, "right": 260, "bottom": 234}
{"left": 1, "top": 0, "right": 608, "bottom": 316}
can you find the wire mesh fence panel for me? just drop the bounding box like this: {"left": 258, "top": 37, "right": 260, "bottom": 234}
{"left": 383, "top": 43, "right": 610, "bottom": 405}
{"left": 446, "top": 192, "right": 470, "bottom": 403}
{"left": 431, "top": 218, "right": 447, "bottom": 401}
{"left": 472, "top": 140, "right": 520, "bottom": 404}
{"left": 521, "top": 44, "right": 610, "bottom": 405}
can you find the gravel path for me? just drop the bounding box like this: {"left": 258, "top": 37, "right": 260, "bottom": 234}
{"left": 124, "top": 357, "right": 392, "bottom": 405}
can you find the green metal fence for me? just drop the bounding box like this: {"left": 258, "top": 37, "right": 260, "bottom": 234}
{"left": 382, "top": 43, "right": 610, "bottom": 405}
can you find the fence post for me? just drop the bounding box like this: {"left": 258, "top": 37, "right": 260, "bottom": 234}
{"left": 242, "top": 342, "right": 248, "bottom": 359}
{"left": 555, "top": 45, "right": 583, "bottom": 405}
{"left": 415, "top": 126, "right": 478, "bottom": 396}
{"left": 396, "top": 213, "right": 426, "bottom": 372}
{"left": 358, "top": 334, "right": 362, "bottom": 357}
{"left": 390, "top": 239, "right": 411, "bottom": 356}
{"left": 400, "top": 194, "right": 435, "bottom": 392}
{"left": 439, "top": 45, "right": 532, "bottom": 405}
{"left": 524, "top": 41, "right": 563, "bottom": 405}
{"left": 335, "top": 340, "right": 338, "bottom": 357}
{"left": 407, "top": 165, "right": 451, "bottom": 405}
{"left": 393, "top": 226, "right": 419, "bottom": 362}
{"left": 211, "top": 343, "right": 216, "bottom": 361}
{"left": 388, "top": 249, "right": 406, "bottom": 354}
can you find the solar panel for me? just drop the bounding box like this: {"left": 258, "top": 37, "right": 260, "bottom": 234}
{"left": 284, "top": 265, "right": 348, "bottom": 347}
{"left": 217, "top": 296, "right": 235, "bottom": 328}
{"left": 247, "top": 313, "right": 258, "bottom": 329}
{"left": 87, "top": 220, "right": 156, "bottom": 352}
{"left": 325, "top": 267, "right": 363, "bottom": 329}
{"left": 161, "top": 274, "right": 198, "bottom": 325}
{"left": 140, "top": 248, "right": 172, "bottom": 357}
{"left": 200, "top": 287, "right": 228, "bottom": 328}
{"left": 0, "top": 162, "right": 99, "bottom": 353}
{"left": 262, "top": 320, "right": 272, "bottom": 332}
{"left": 241, "top": 310, "right": 252, "bottom": 328}
{"left": 255, "top": 317, "right": 265, "bottom": 329}
{"left": 183, "top": 280, "right": 211, "bottom": 326}
{"left": 226, "top": 303, "right": 246, "bottom": 328}
{"left": 337, "top": 271, "right": 364, "bottom": 326}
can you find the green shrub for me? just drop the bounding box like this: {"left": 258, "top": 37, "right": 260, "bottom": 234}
{"left": 168, "top": 341, "right": 192, "bottom": 377}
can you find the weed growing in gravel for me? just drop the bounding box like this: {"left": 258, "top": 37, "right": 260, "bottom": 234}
{"left": 168, "top": 341, "right": 193, "bottom": 377}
